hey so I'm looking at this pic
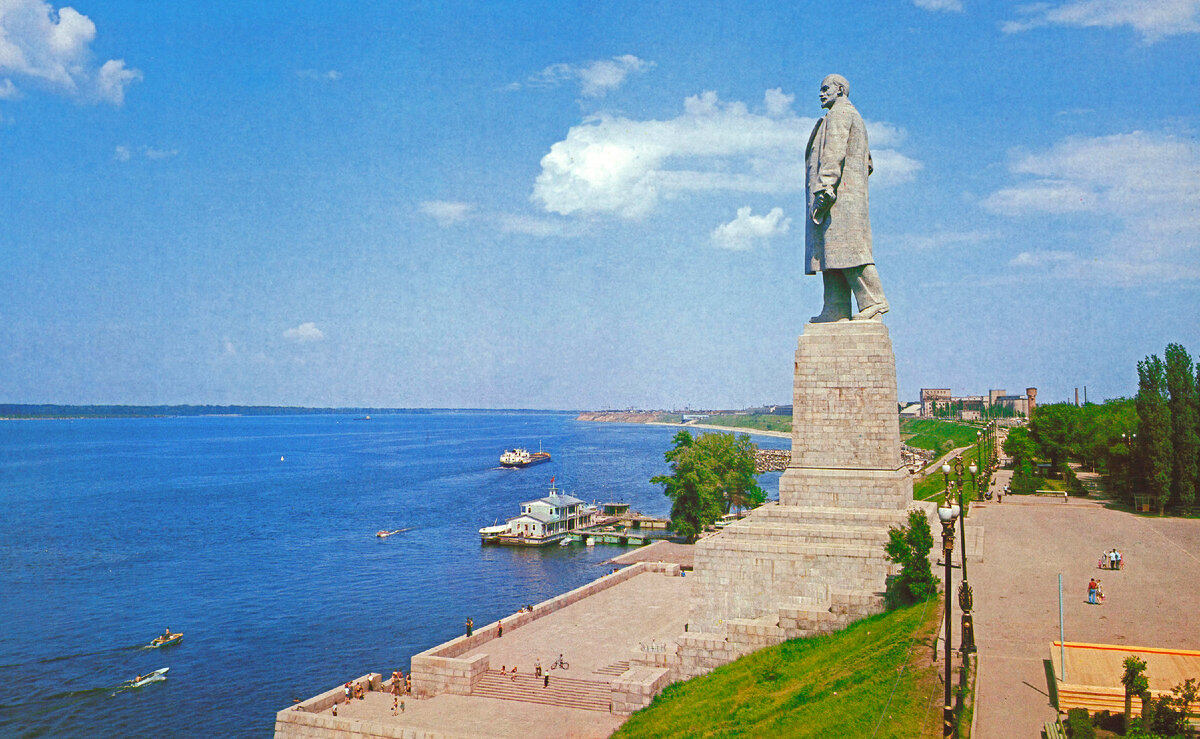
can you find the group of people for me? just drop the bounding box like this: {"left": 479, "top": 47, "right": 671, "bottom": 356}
{"left": 342, "top": 681, "right": 366, "bottom": 702}
{"left": 499, "top": 661, "right": 553, "bottom": 688}
{"left": 389, "top": 669, "right": 411, "bottom": 695}
{"left": 1087, "top": 548, "right": 1125, "bottom": 604}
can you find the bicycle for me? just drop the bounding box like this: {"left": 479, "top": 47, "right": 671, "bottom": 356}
{"left": 550, "top": 654, "right": 569, "bottom": 670}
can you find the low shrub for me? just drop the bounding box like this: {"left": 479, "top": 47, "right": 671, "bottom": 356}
{"left": 1064, "top": 707, "right": 1094, "bottom": 738}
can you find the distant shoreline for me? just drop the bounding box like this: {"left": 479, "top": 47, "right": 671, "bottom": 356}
{"left": 646, "top": 421, "right": 791, "bottom": 439}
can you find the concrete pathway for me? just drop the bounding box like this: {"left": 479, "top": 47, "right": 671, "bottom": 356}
{"left": 968, "top": 488, "right": 1200, "bottom": 738}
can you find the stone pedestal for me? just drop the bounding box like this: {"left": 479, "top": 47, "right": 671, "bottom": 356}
{"left": 680, "top": 320, "right": 912, "bottom": 680}
{"left": 779, "top": 320, "right": 909, "bottom": 508}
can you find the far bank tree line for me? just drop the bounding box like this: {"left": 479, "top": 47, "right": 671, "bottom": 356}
{"left": 1004, "top": 342, "right": 1199, "bottom": 515}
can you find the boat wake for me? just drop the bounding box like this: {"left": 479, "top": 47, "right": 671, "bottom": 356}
{"left": 0, "top": 644, "right": 142, "bottom": 671}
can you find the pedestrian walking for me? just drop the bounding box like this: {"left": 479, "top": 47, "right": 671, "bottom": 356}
{"left": 465, "top": 617, "right": 473, "bottom": 637}
{"left": 1087, "top": 577, "right": 1098, "bottom": 604}
{"left": 392, "top": 697, "right": 399, "bottom": 716}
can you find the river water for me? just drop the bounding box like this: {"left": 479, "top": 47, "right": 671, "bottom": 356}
{"left": 0, "top": 412, "right": 786, "bottom": 737}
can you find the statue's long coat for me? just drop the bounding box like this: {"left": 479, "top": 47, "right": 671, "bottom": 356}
{"left": 804, "top": 97, "right": 873, "bottom": 274}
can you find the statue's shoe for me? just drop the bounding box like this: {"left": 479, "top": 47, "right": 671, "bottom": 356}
{"left": 809, "top": 311, "right": 850, "bottom": 323}
{"left": 851, "top": 301, "right": 889, "bottom": 321}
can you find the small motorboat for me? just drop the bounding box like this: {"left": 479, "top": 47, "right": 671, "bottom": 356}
{"left": 149, "top": 632, "right": 182, "bottom": 648}
{"left": 125, "top": 667, "right": 169, "bottom": 687}
{"left": 376, "top": 527, "right": 413, "bottom": 538}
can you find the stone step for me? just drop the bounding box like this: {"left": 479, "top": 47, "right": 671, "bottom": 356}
{"left": 721, "top": 520, "right": 892, "bottom": 544}
{"left": 750, "top": 504, "right": 910, "bottom": 525}
{"left": 594, "top": 661, "right": 631, "bottom": 677}
{"left": 694, "top": 538, "right": 891, "bottom": 560}
{"left": 472, "top": 670, "right": 611, "bottom": 712}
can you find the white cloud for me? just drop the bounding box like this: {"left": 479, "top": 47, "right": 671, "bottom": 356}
{"left": 114, "top": 144, "right": 178, "bottom": 162}
{"left": 96, "top": 58, "right": 139, "bottom": 104}
{"left": 983, "top": 131, "right": 1200, "bottom": 283}
{"left": 1001, "top": 0, "right": 1200, "bottom": 41}
{"left": 0, "top": 0, "right": 141, "bottom": 104}
{"left": 893, "top": 230, "right": 993, "bottom": 252}
{"left": 297, "top": 69, "right": 341, "bottom": 81}
{"left": 517, "top": 54, "right": 654, "bottom": 97}
{"left": 0, "top": 78, "right": 18, "bottom": 99}
{"left": 533, "top": 90, "right": 920, "bottom": 219}
{"left": 419, "top": 200, "right": 476, "bottom": 226}
{"left": 711, "top": 206, "right": 791, "bottom": 250}
{"left": 283, "top": 322, "right": 325, "bottom": 343}
{"left": 496, "top": 214, "right": 574, "bottom": 238}
{"left": 914, "top": 0, "right": 964, "bottom": 12}
{"left": 1010, "top": 250, "right": 1076, "bottom": 267}
{"left": 763, "top": 88, "right": 794, "bottom": 116}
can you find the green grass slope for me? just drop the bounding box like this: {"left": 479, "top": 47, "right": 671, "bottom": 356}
{"left": 900, "top": 419, "right": 981, "bottom": 452}
{"left": 613, "top": 598, "right": 945, "bottom": 739}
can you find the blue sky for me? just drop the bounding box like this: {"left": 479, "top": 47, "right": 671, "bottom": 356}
{"left": 2, "top": 0, "right": 1198, "bottom": 409}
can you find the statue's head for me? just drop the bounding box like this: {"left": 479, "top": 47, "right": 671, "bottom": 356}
{"left": 819, "top": 74, "right": 849, "bottom": 109}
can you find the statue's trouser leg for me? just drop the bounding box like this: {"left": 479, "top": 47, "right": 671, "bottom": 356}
{"left": 818, "top": 270, "right": 852, "bottom": 320}
{"left": 844, "top": 264, "right": 886, "bottom": 312}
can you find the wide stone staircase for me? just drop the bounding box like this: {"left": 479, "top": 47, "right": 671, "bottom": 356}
{"left": 471, "top": 669, "right": 611, "bottom": 712}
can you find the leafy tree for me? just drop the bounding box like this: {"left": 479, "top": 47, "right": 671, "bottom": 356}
{"left": 651, "top": 430, "right": 763, "bottom": 542}
{"left": 1003, "top": 426, "right": 1039, "bottom": 470}
{"left": 1030, "top": 403, "right": 1076, "bottom": 477}
{"left": 884, "top": 509, "right": 937, "bottom": 604}
{"left": 1165, "top": 344, "right": 1198, "bottom": 514}
{"left": 1123, "top": 655, "right": 1150, "bottom": 734}
{"left": 1137, "top": 356, "right": 1173, "bottom": 514}
{"left": 701, "top": 432, "right": 766, "bottom": 515}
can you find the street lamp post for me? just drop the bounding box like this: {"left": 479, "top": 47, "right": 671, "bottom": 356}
{"left": 950, "top": 459, "right": 977, "bottom": 661}
{"left": 961, "top": 463, "right": 977, "bottom": 658}
{"left": 938, "top": 496, "right": 960, "bottom": 738}
{"left": 1121, "top": 432, "right": 1138, "bottom": 503}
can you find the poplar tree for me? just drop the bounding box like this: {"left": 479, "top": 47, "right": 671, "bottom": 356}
{"left": 1164, "top": 344, "right": 1198, "bottom": 514}
{"left": 1136, "top": 355, "right": 1173, "bottom": 514}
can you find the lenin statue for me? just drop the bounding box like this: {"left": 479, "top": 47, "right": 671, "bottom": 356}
{"left": 805, "top": 74, "right": 889, "bottom": 322}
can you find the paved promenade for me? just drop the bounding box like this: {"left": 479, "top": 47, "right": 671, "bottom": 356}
{"left": 969, "top": 478, "right": 1200, "bottom": 738}
{"left": 309, "top": 569, "right": 692, "bottom": 738}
